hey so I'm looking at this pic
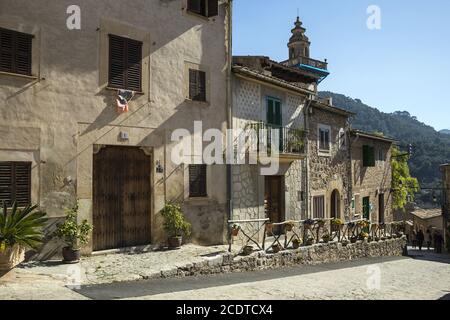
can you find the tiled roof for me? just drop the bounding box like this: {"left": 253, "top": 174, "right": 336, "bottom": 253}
{"left": 411, "top": 208, "right": 443, "bottom": 220}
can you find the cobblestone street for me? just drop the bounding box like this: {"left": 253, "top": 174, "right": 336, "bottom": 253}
{"left": 1, "top": 248, "right": 449, "bottom": 300}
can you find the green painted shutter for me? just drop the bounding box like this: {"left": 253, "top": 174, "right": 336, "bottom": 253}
{"left": 267, "top": 98, "right": 274, "bottom": 125}
{"left": 363, "top": 145, "right": 375, "bottom": 167}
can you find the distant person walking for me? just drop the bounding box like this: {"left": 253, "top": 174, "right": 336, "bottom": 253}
{"left": 417, "top": 230, "right": 425, "bottom": 251}
{"left": 435, "top": 233, "right": 444, "bottom": 254}
{"left": 412, "top": 230, "right": 417, "bottom": 249}
{"left": 426, "top": 229, "right": 433, "bottom": 251}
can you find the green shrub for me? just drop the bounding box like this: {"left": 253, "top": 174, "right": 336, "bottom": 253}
{"left": 161, "top": 203, "right": 191, "bottom": 238}
{"left": 0, "top": 202, "right": 47, "bottom": 251}
{"left": 55, "top": 204, "right": 92, "bottom": 250}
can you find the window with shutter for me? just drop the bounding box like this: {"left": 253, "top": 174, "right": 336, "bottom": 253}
{"left": 108, "top": 35, "right": 142, "bottom": 92}
{"left": 318, "top": 125, "right": 331, "bottom": 152}
{"left": 0, "top": 162, "right": 31, "bottom": 207}
{"left": 0, "top": 28, "right": 32, "bottom": 76}
{"left": 189, "top": 69, "right": 207, "bottom": 102}
{"left": 313, "top": 196, "right": 325, "bottom": 219}
{"left": 187, "top": 0, "right": 219, "bottom": 17}
{"left": 189, "top": 165, "right": 207, "bottom": 198}
{"left": 363, "top": 145, "right": 376, "bottom": 167}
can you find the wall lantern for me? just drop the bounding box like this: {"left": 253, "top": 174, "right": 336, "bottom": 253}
{"left": 156, "top": 160, "right": 164, "bottom": 174}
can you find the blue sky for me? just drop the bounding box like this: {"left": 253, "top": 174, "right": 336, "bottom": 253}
{"left": 232, "top": 0, "right": 450, "bottom": 131}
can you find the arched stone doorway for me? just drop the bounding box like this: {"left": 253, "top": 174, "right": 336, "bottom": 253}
{"left": 331, "top": 189, "right": 341, "bottom": 219}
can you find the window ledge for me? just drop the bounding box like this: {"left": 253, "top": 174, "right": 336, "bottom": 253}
{"left": 184, "top": 9, "right": 215, "bottom": 22}
{"left": 185, "top": 98, "right": 210, "bottom": 106}
{"left": 105, "top": 87, "right": 145, "bottom": 95}
{"left": 185, "top": 197, "right": 213, "bottom": 205}
{"left": 318, "top": 150, "right": 331, "bottom": 157}
{"left": 0, "top": 71, "right": 38, "bottom": 80}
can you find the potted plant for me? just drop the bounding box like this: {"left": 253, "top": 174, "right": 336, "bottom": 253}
{"left": 272, "top": 244, "right": 282, "bottom": 253}
{"left": 292, "top": 238, "right": 302, "bottom": 249}
{"left": 243, "top": 245, "right": 253, "bottom": 256}
{"left": 304, "top": 219, "right": 315, "bottom": 230}
{"left": 0, "top": 202, "right": 47, "bottom": 271}
{"left": 231, "top": 223, "right": 241, "bottom": 237}
{"left": 350, "top": 236, "right": 358, "bottom": 244}
{"left": 331, "top": 218, "right": 344, "bottom": 232}
{"left": 55, "top": 205, "right": 92, "bottom": 263}
{"left": 265, "top": 223, "right": 274, "bottom": 234}
{"left": 322, "top": 234, "right": 331, "bottom": 243}
{"left": 341, "top": 239, "right": 350, "bottom": 247}
{"left": 305, "top": 237, "right": 315, "bottom": 246}
{"left": 317, "top": 219, "right": 326, "bottom": 228}
{"left": 358, "top": 232, "right": 369, "bottom": 241}
{"left": 161, "top": 203, "right": 192, "bottom": 249}
{"left": 285, "top": 221, "right": 295, "bottom": 232}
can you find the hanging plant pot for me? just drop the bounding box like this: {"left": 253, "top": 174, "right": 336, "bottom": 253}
{"left": 243, "top": 245, "right": 253, "bottom": 256}
{"left": 0, "top": 245, "right": 25, "bottom": 271}
{"left": 272, "top": 244, "right": 282, "bottom": 254}
{"left": 231, "top": 228, "right": 240, "bottom": 237}
{"left": 62, "top": 247, "right": 81, "bottom": 264}
{"left": 292, "top": 239, "right": 301, "bottom": 249}
{"left": 265, "top": 223, "right": 274, "bottom": 234}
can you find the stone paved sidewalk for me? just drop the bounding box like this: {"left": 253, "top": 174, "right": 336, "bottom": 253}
{"left": 1, "top": 244, "right": 230, "bottom": 291}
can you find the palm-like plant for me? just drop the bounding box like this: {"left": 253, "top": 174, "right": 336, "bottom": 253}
{"left": 0, "top": 202, "right": 47, "bottom": 252}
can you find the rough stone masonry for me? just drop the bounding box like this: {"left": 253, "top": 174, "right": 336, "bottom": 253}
{"left": 171, "top": 237, "right": 407, "bottom": 279}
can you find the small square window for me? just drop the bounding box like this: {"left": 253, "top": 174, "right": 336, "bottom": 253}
{"left": 0, "top": 28, "right": 33, "bottom": 76}
{"left": 189, "top": 69, "right": 207, "bottom": 102}
{"left": 187, "top": 0, "right": 219, "bottom": 18}
{"left": 189, "top": 164, "right": 207, "bottom": 197}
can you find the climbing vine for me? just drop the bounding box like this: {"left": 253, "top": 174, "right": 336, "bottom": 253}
{"left": 391, "top": 146, "right": 419, "bottom": 210}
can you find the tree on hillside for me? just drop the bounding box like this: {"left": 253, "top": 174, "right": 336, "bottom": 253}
{"left": 391, "top": 147, "right": 419, "bottom": 210}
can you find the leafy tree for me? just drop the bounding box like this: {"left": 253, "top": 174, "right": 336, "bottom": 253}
{"left": 391, "top": 147, "right": 419, "bottom": 210}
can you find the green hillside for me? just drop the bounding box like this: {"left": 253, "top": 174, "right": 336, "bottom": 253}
{"left": 319, "top": 91, "right": 450, "bottom": 189}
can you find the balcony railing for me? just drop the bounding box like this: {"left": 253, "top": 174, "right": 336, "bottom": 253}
{"left": 248, "top": 122, "right": 306, "bottom": 156}
{"left": 282, "top": 56, "right": 328, "bottom": 71}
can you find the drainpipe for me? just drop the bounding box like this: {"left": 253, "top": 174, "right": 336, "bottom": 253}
{"left": 304, "top": 95, "right": 313, "bottom": 219}
{"left": 225, "top": 0, "right": 233, "bottom": 235}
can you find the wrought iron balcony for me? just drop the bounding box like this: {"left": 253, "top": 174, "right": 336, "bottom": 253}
{"left": 282, "top": 56, "right": 328, "bottom": 71}
{"left": 248, "top": 122, "right": 306, "bottom": 156}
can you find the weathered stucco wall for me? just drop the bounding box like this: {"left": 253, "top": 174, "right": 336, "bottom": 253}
{"left": 0, "top": 0, "right": 230, "bottom": 256}
{"left": 351, "top": 136, "right": 393, "bottom": 222}
{"left": 308, "top": 106, "right": 352, "bottom": 220}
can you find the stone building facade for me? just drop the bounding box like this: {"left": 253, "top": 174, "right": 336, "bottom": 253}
{"left": 350, "top": 131, "right": 395, "bottom": 223}
{"left": 307, "top": 99, "right": 353, "bottom": 221}
{"left": 230, "top": 57, "right": 313, "bottom": 239}
{"left": 0, "top": 0, "right": 231, "bottom": 257}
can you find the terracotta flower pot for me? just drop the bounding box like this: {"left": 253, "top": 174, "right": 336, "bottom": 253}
{"left": 265, "top": 224, "right": 274, "bottom": 233}
{"left": 62, "top": 247, "right": 81, "bottom": 264}
{"left": 292, "top": 240, "right": 301, "bottom": 249}
{"left": 272, "top": 245, "right": 282, "bottom": 254}
{"left": 243, "top": 246, "right": 253, "bottom": 256}
{"left": 168, "top": 236, "right": 183, "bottom": 249}
{"left": 0, "top": 245, "right": 25, "bottom": 271}
{"left": 285, "top": 224, "right": 294, "bottom": 232}
{"left": 231, "top": 228, "right": 240, "bottom": 237}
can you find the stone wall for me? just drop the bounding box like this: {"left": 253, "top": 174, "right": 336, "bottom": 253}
{"left": 308, "top": 106, "right": 352, "bottom": 219}
{"left": 0, "top": 0, "right": 230, "bottom": 256}
{"left": 351, "top": 136, "right": 393, "bottom": 222}
{"left": 168, "top": 237, "right": 407, "bottom": 278}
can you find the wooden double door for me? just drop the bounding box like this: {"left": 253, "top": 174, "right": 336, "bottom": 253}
{"left": 93, "top": 146, "right": 151, "bottom": 251}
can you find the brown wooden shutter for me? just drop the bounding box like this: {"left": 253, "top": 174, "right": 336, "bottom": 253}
{"left": 109, "top": 35, "right": 142, "bottom": 91}
{"left": 15, "top": 32, "right": 32, "bottom": 75}
{"left": 189, "top": 165, "right": 207, "bottom": 197}
{"left": 109, "top": 35, "right": 126, "bottom": 89}
{"left": 14, "top": 162, "right": 31, "bottom": 207}
{"left": 0, "top": 28, "right": 32, "bottom": 76}
{"left": 207, "top": 0, "right": 219, "bottom": 17}
{"left": 313, "top": 196, "right": 325, "bottom": 219}
{"left": 0, "top": 162, "right": 31, "bottom": 207}
{"left": 189, "top": 69, "right": 206, "bottom": 101}
{"left": 188, "top": 0, "right": 206, "bottom": 16}
{"left": 126, "top": 38, "right": 142, "bottom": 92}
{"left": 0, "top": 162, "right": 13, "bottom": 206}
